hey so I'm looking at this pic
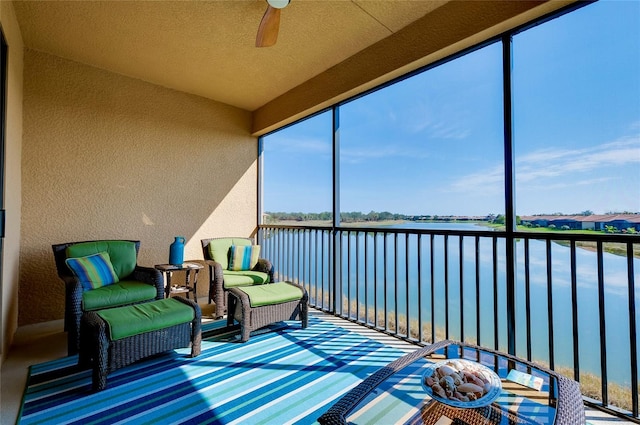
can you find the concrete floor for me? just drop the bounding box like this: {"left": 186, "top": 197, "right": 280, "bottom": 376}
{"left": 2, "top": 318, "right": 67, "bottom": 425}
{"left": 1, "top": 305, "right": 635, "bottom": 425}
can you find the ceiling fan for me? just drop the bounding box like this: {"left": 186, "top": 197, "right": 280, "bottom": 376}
{"left": 256, "top": 0, "right": 290, "bottom": 47}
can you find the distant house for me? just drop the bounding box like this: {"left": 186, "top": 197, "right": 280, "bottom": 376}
{"left": 605, "top": 216, "right": 640, "bottom": 232}
{"left": 520, "top": 214, "right": 640, "bottom": 232}
{"left": 578, "top": 214, "right": 608, "bottom": 231}
{"left": 549, "top": 218, "right": 581, "bottom": 230}
{"left": 523, "top": 217, "right": 548, "bottom": 227}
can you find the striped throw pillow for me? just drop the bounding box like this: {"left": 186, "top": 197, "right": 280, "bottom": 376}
{"left": 228, "top": 245, "right": 260, "bottom": 271}
{"left": 65, "top": 251, "right": 119, "bottom": 290}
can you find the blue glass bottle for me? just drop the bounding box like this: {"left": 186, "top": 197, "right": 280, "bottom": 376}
{"left": 169, "top": 236, "right": 185, "bottom": 265}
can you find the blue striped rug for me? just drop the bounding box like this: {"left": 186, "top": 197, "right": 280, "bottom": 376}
{"left": 19, "top": 316, "right": 405, "bottom": 424}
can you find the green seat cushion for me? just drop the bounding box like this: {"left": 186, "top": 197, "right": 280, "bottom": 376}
{"left": 67, "top": 241, "right": 137, "bottom": 280}
{"left": 82, "top": 281, "right": 157, "bottom": 311}
{"left": 236, "top": 282, "right": 303, "bottom": 307}
{"left": 223, "top": 270, "right": 269, "bottom": 288}
{"left": 208, "top": 238, "right": 251, "bottom": 270}
{"left": 97, "top": 298, "right": 195, "bottom": 340}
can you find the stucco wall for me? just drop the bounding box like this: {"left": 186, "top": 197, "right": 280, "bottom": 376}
{"left": 20, "top": 50, "right": 257, "bottom": 325}
{"left": 1, "top": 0, "right": 24, "bottom": 362}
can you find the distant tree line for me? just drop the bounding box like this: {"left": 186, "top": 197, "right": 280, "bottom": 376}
{"left": 491, "top": 214, "right": 521, "bottom": 225}
{"left": 264, "top": 211, "right": 409, "bottom": 223}
{"left": 264, "top": 211, "right": 502, "bottom": 223}
{"left": 265, "top": 211, "right": 639, "bottom": 225}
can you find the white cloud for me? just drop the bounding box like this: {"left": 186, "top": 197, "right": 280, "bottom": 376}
{"left": 340, "top": 142, "right": 431, "bottom": 164}
{"left": 517, "top": 136, "right": 640, "bottom": 182}
{"left": 428, "top": 121, "right": 471, "bottom": 140}
{"left": 267, "top": 136, "right": 331, "bottom": 155}
{"left": 398, "top": 100, "right": 472, "bottom": 140}
{"left": 449, "top": 164, "right": 503, "bottom": 192}
{"left": 448, "top": 134, "right": 640, "bottom": 193}
{"left": 524, "top": 176, "right": 614, "bottom": 191}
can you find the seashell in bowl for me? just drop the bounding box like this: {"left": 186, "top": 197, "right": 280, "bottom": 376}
{"left": 422, "top": 359, "right": 502, "bottom": 408}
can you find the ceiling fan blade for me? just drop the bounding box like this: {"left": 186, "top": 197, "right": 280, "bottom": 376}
{"left": 256, "top": 5, "right": 281, "bottom": 47}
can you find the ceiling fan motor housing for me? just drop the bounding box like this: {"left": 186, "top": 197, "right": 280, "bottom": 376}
{"left": 267, "top": 0, "right": 290, "bottom": 9}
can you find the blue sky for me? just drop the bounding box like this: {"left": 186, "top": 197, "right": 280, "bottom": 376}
{"left": 263, "top": 0, "right": 640, "bottom": 217}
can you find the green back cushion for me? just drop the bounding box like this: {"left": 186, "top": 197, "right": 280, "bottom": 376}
{"left": 97, "top": 298, "right": 194, "bottom": 340}
{"left": 228, "top": 245, "right": 260, "bottom": 271}
{"left": 67, "top": 241, "right": 137, "bottom": 279}
{"left": 82, "top": 281, "right": 157, "bottom": 311}
{"left": 208, "top": 238, "right": 251, "bottom": 270}
{"left": 238, "top": 282, "right": 303, "bottom": 307}
{"left": 65, "top": 252, "right": 119, "bottom": 290}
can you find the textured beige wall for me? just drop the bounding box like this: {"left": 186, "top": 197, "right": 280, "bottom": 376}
{"left": 0, "top": 0, "right": 24, "bottom": 362}
{"left": 20, "top": 50, "right": 257, "bottom": 325}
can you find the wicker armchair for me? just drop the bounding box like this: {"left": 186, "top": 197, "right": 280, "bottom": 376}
{"left": 52, "top": 239, "right": 163, "bottom": 355}
{"left": 201, "top": 237, "right": 274, "bottom": 319}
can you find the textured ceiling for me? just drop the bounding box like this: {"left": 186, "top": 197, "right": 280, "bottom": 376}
{"left": 13, "top": 0, "right": 447, "bottom": 111}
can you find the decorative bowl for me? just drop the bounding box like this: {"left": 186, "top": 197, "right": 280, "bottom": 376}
{"left": 422, "top": 359, "right": 502, "bottom": 408}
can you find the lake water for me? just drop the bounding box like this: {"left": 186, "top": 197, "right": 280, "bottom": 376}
{"left": 270, "top": 222, "right": 639, "bottom": 388}
{"left": 361, "top": 223, "right": 639, "bottom": 388}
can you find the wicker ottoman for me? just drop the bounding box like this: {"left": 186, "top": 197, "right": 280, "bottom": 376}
{"left": 226, "top": 282, "right": 308, "bottom": 342}
{"left": 79, "top": 297, "right": 201, "bottom": 391}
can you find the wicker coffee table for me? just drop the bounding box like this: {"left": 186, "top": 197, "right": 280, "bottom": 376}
{"left": 318, "top": 340, "right": 585, "bottom": 425}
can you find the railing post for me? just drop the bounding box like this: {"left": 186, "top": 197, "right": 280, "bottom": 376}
{"left": 627, "top": 242, "right": 638, "bottom": 417}
{"left": 332, "top": 106, "right": 340, "bottom": 314}
{"left": 502, "top": 34, "right": 517, "bottom": 356}
{"left": 257, "top": 135, "right": 264, "bottom": 244}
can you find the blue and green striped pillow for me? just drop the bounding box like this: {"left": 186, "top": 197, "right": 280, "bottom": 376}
{"left": 65, "top": 251, "right": 119, "bottom": 290}
{"left": 228, "top": 245, "right": 260, "bottom": 271}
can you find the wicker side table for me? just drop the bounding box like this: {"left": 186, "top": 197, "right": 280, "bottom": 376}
{"left": 155, "top": 262, "right": 203, "bottom": 302}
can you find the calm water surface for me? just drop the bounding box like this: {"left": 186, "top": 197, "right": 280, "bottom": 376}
{"left": 268, "top": 222, "right": 639, "bottom": 388}
{"left": 309, "top": 223, "right": 638, "bottom": 387}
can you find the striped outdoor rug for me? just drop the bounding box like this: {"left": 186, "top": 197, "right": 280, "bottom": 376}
{"left": 18, "top": 315, "right": 405, "bottom": 425}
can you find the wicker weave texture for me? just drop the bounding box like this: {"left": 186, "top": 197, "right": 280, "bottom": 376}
{"left": 317, "top": 340, "right": 585, "bottom": 425}
{"left": 201, "top": 237, "right": 274, "bottom": 319}
{"left": 79, "top": 297, "right": 201, "bottom": 391}
{"left": 52, "top": 240, "right": 164, "bottom": 355}
{"left": 226, "top": 282, "right": 309, "bottom": 342}
{"left": 421, "top": 403, "right": 503, "bottom": 424}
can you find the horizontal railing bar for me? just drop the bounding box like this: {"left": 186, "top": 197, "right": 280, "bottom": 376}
{"left": 260, "top": 224, "right": 640, "bottom": 244}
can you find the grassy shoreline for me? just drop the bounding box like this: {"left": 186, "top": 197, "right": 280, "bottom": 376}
{"left": 487, "top": 223, "right": 640, "bottom": 258}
